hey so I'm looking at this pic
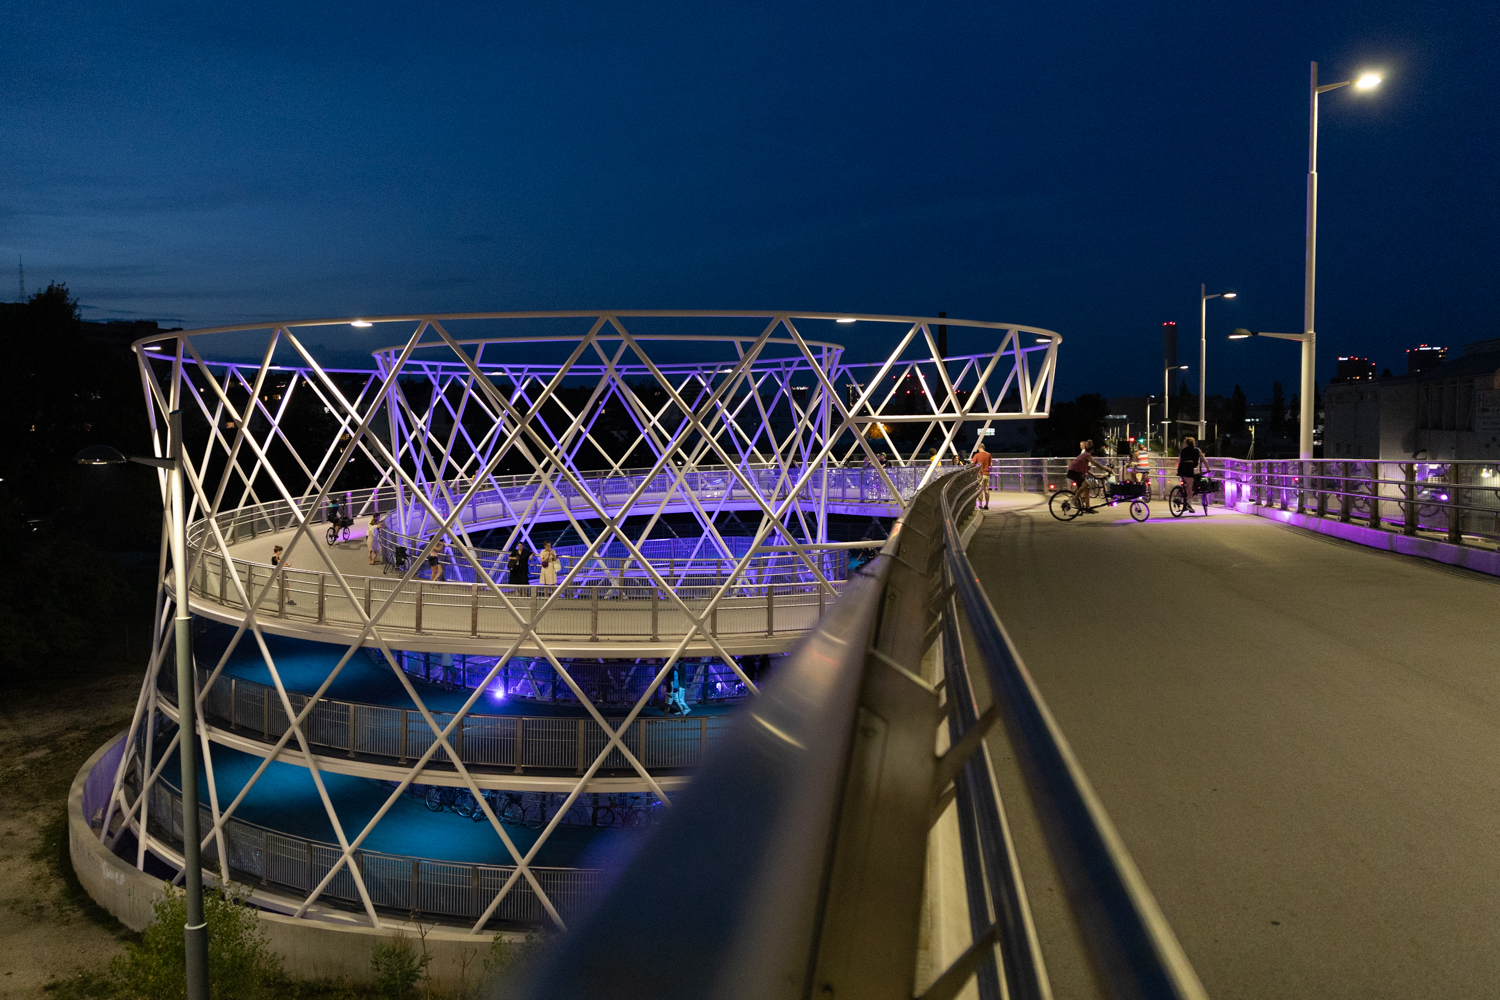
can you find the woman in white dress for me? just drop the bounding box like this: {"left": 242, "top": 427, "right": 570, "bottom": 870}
{"left": 538, "top": 542, "right": 560, "bottom": 588}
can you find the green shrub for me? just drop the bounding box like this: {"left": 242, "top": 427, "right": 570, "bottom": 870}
{"left": 371, "top": 930, "right": 432, "bottom": 1000}
{"left": 107, "top": 882, "right": 282, "bottom": 1000}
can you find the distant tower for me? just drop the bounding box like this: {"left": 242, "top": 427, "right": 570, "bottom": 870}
{"left": 16, "top": 255, "right": 24, "bottom": 303}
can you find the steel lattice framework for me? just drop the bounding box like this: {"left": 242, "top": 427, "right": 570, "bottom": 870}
{"left": 98, "top": 310, "right": 1060, "bottom": 932}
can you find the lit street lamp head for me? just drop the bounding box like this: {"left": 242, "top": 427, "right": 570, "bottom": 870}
{"left": 1222, "top": 292, "right": 1237, "bottom": 299}
{"left": 1355, "top": 72, "right": 1382, "bottom": 90}
{"left": 1228, "top": 329, "right": 1254, "bottom": 340}
{"left": 75, "top": 445, "right": 129, "bottom": 465}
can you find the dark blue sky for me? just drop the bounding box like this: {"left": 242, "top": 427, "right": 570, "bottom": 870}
{"left": 3, "top": 1, "right": 1495, "bottom": 401}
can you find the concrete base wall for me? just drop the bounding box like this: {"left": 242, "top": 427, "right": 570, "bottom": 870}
{"left": 1233, "top": 501, "right": 1500, "bottom": 578}
{"left": 69, "top": 737, "right": 522, "bottom": 988}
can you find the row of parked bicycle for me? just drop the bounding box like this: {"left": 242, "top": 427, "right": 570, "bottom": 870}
{"left": 418, "top": 786, "right": 664, "bottom": 830}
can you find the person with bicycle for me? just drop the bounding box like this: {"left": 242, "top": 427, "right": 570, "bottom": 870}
{"left": 1066, "top": 439, "right": 1111, "bottom": 513}
{"left": 1177, "top": 436, "right": 1210, "bottom": 512}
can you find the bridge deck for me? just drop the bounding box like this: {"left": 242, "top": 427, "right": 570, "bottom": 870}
{"left": 971, "top": 492, "right": 1500, "bottom": 999}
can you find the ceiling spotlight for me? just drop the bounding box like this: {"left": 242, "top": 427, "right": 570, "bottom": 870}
{"left": 350, "top": 320, "right": 373, "bottom": 328}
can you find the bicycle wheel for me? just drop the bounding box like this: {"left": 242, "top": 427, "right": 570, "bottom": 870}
{"left": 325, "top": 526, "right": 338, "bottom": 545}
{"left": 424, "top": 786, "right": 446, "bottom": 812}
{"left": 1168, "top": 485, "right": 1189, "bottom": 518}
{"left": 1129, "top": 499, "right": 1149, "bottom": 522}
{"left": 453, "top": 791, "right": 478, "bottom": 819}
{"left": 501, "top": 791, "right": 525, "bottom": 827}
{"left": 1049, "top": 490, "right": 1083, "bottom": 521}
{"left": 340, "top": 524, "right": 351, "bottom": 542}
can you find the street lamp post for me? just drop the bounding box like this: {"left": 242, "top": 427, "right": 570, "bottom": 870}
{"left": 76, "top": 410, "right": 209, "bottom": 1000}
{"left": 1303, "top": 61, "right": 1382, "bottom": 459}
{"left": 1199, "top": 286, "right": 1237, "bottom": 443}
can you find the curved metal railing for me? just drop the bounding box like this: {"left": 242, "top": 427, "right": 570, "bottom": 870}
{"left": 190, "top": 667, "right": 733, "bottom": 775}
{"left": 138, "top": 776, "right": 603, "bottom": 925}
{"left": 180, "top": 465, "right": 967, "bottom": 646}
{"left": 508, "top": 469, "right": 1208, "bottom": 999}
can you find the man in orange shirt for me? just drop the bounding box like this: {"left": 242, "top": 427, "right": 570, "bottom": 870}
{"left": 971, "top": 441, "right": 992, "bottom": 510}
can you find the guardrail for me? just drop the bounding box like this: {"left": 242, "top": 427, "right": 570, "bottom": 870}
{"left": 187, "top": 545, "right": 839, "bottom": 644}
{"left": 512, "top": 469, "right": 1207, "bottom": 1000}
{"left": 140, "top": 778, "right": 603, "bottom": 924}
{"left": 980, "top": 456, "right": 1500, "bottom": 545}
{"left": 190, "top": 668, "right": 732, "bottom": 773}
{"left": 182, "top": 465, "right": 970, "bottom": 646}
{"left": 394, "top": 649, "right": 763, "bottom": 706}
{"left": 1216, "top": 458, "right": 1500, "bottom": 545}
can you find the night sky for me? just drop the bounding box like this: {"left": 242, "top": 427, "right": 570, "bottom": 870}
{"left": 3, "top": 1, "right": 1495, "bottom": 401}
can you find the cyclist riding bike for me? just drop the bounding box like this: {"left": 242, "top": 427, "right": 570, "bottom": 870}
{"left": 1177, "top": 436, "right": 1211, "bottom": 508}
{"left": 1066, "top": 439, "right": 1112, "bottom": 513}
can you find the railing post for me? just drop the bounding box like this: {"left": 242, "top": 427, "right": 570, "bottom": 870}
{"left": 651, "top": 586, "right": 659, "bottom": 641}
{"left": 1448, "top": 465, "right": 1465, "bottom": 545}
{"left": 1404, "top": 463, "right": 1418, "bottom": 536}
{"left": 710, "top": 603, "right": 718, "bottom": 638}
{"left": 698, "top": 714, "right": 708, "bottom": 763}
{"left": 1368, "top": 462, "right": 1381, "bottom": 529}
{"left": 317, "top": 574, "right": 326, "bottom": 623}
{"left": 415, "top": 582, "right": 424, "bottom": 633}
{"left": 399, "top": 709, "right": 409, "bottom": 764}
{"left": 576, "top": 719, "right": 587, "bottom": 775}
{"left": 262, "top": 686, "right": 270, "bottom": 738}
{"left": 1339, "top": 462, "right": 1352, "bottom": 522}
{"left": 229, "top": 677, "right": 237, "bottom": 729}
{"left": 471, "top": 583, "right": 479, "bottom": 637}
{"left": 1316, "top": 464, "right": 1328, "bottom": 518}
{"left": 590, "top": 587, "right": 599, "bottom": 642}
{"left": 513, "top": 717, "right": 525, "bottom": 774}
{"left": 219, "top": 557, "right": 227, "bottom": 603}
{"left": 765, "top": 584, "right": 774, "bottom": 636}
{"left": 277, "top": 571, "right": 286, "bottom": 617}
{"left": 348, "top": 703, "right": 357, "bottom": 757}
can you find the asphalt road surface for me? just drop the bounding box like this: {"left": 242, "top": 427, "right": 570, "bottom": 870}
{"left": 967, "top": 493, "right": 1500, "bottom": 1000}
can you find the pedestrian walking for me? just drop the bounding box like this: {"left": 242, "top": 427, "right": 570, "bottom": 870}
{"left": 271, "top": 545, "right": 284, "bottom": 566}
{"left": 367, "top": 513, "right": 382, "bottom": 565}
{"left": 971, "top": 442, "right": 992, "bottom": 509}
{"left": 428, "top": 537, "right": 447, "bottom": 582}
{"left": 507, "top": 544, "right": 531, "bottom": 589}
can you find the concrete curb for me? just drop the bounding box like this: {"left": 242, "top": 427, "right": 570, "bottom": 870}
{"left": 1232, "top": 501, "right": 1500, "bottom": 578}
{"left": 68, "top": 736, "right": 518, "bottom": 987}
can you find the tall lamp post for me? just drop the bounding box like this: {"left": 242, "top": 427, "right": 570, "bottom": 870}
{"left": 1302, "top": 62, "right": 1382, "bottom": 459}
{"left": 76, "top": 410, "right": 209, "bottom": 1000}
{"left": 1199, "top": 286, "right": 1237, "bottom": 443}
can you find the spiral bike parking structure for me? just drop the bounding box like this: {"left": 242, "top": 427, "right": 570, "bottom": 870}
{"left": 84, "top": 311, "right": 1059, "bottom": 932}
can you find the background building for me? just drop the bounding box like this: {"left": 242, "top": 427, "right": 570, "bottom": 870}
{"left": 1324, "top": 338, "right": 1500, "bottom": 461}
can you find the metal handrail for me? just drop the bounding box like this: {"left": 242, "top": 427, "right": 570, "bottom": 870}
{"left": 137, "top": 777, "right": 605, "bottom": 925}
{"left": 936, "top": 472, "right": 1208, "bottom": 1000}
{"left": 974, "top": 456, "right": 1500, "bottom": 544}
{"left": 179, "top": 466, "right": 969, "bottom": 646}
{"left": 508, "top": 470, "right": 1207, "bottom": 999}
{"left": 186, "top": 667, "right": 732, "bottom": 774}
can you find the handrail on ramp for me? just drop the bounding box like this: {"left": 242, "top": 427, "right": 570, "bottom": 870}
{"left": 507, "top": 471, "right": 1208, "bottom": 1000}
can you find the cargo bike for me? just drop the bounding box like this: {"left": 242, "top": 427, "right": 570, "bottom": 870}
{"left": 1049, "top": 473, "right": 1152, "bottom": 522}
